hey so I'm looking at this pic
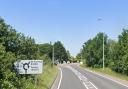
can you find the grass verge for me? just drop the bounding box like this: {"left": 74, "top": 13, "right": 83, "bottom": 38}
{"left": 81, "top": 64, "right": 128, "bottom": 81}
{"left": 37, "top": 64, "right": 58, "bottom": 89}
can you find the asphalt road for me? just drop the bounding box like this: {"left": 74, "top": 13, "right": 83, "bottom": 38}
{"left": 57, "top": 64, "right": 128, "bottom": 89}
{"left": 59, "top": 66, "right": 85, "bottom": 89}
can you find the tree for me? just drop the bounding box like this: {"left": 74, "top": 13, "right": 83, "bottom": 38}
{"left": 76, "top": 53, "right": 81, "bottom": 61}
{"left": 37, "top": 43, "right": 53, "bottom": 64}
{"left": 54, "top": 41, "right": 68, "bottom": 63}
{"left": 38, "top": 43, "right": 52, "bottom": 57}
{"left": 111, "top": 29, "right": 128, "bottom": 75}
{"left": 81, "top": 33, "right": 108, "bottom": 68}
{"left": 67, "top": 50, "right": 71, "bottom": 60}
{"left": 106, "top": 39, "right": 117, "bottom": 68}
{"left": 0, "top": 17, "right": 36, "bottom": 89}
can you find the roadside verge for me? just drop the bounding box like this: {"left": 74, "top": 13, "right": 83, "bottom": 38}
{"left": 37, "top": 65, "right": 58, "bottom": 89}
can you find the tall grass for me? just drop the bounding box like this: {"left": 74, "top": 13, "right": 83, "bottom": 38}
{"left": 37, "top": 64, "right": 58, "bottom": 89}
{"left": 88, "top": 67, "right": 128, "bottom": 81}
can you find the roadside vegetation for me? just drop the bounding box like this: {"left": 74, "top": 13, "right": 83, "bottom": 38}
{"left": 88, "top": 67, "right": 128, "bottom": 81}
{"left": 0, "top": 17, "right": 70, "bottom": 89}
{"left": 77, "top": 29, "right": 128, "bottom": 79}
{"left": 37, "top": 64, "right": 58, "bottom": 89}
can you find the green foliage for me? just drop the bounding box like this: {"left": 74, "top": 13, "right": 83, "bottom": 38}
{"left": 86, "top": 67, "right": 128, "bottom": 81}
{"left": 38, "top": 43, "right": 52, "bottom": 60}
{"left": 54, "top": 41, "right": 69, "bottom": 63}
{"left": 37, "top": 64, "right": 58, "bottom": 89}
{"left": 76, "top": 53, "right": 82, "bottom": 62}
{"left": 81, "top": 33, "right": 108, "bottom": 68}
{"left": 0, "top": 17, "right": 67, "bottom": 89}
{"left": 67, "top": 50, "right": 71, "bottom": 60}
{"left": 106, "top": 39, "right": 118, "bottom": 68}
{"left": 79, "top": 29, "right": 128, "bottom": 76}
{"left": 38, "top": 42, "right": 69, "bottom": 64}
{"left": 0, "top": 17, "right": 38, "bottom": 89}
{"left": 112, "top": 29, "right": 128, "bottom": 75}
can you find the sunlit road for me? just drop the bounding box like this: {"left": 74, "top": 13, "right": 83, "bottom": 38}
{"left": 59, "top": 66, "right": 85, "bottom": 89}
{"left": 55, "top": 64, "right": 128, "bottom": 89}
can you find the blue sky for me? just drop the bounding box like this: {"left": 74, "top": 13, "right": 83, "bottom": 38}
{"left": 1, "top": 0, "right": 128, "bottom": 56}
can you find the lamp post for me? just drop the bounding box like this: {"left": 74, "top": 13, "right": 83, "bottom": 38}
{"left": 98, "top": 18, "right": 105, "bottom": 70}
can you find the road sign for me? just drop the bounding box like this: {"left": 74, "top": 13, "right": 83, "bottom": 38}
{"left": 14, "top": 60, "right": 43, "bottom": 74}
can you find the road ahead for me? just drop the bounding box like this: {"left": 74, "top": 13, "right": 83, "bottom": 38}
{"left": 56, "top": 64, "right": 128, "bottom": 89}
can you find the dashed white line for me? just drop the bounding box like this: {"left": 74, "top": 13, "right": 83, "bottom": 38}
{"left": 67, "top": 66, "right": 98, "bottom": 89}
{"left": 83, "top": 82, "right": 89, "bottom": 89}
{"left": 89, "top": 81, "right": 98, "bottom": 89}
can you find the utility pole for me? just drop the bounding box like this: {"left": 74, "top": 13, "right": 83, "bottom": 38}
{"left": 103, "top": 33, "right": 105, "bottom": 70}
{"left": 52, "top": 42, "right": 54, "bottom": 66}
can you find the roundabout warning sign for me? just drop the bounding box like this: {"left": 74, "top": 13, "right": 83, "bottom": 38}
{"left": 14, "top": 60, "right": 43, "bottom": 74}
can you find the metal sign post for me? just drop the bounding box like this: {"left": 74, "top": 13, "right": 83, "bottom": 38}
{"left": 35, "top": 74, "right": 37, "bottom": 89}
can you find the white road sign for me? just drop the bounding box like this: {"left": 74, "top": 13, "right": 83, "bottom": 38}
{"left": 14, "top": 60, "right": 43, "bottom": 74}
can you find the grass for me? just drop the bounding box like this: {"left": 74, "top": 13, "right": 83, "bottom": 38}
{"left": 81, "top": 64, "right": 128, "bottom": 81}
{"left": 37, "top": 64, "right": 58, "bottom": 89}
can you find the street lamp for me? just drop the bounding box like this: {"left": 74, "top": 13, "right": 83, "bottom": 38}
{"left": 97, "top": 18, "right": 105, "bottom": 70}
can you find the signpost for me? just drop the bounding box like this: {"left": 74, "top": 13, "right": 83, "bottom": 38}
{"left": 14, "top": 60, "right": 43, "bottom": 88}
{"left": 14, "top": 60, "right": 43, "bottom": 74}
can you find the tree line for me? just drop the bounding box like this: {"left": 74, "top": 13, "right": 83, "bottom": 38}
{"left": 38, "top": 41, "right": 69, "bottom": 64}
{"left": 77, "top": 29, "right": 128, "bottom": 76}
{"left": 0, "top": 17, "right": 69, "bottom": 89}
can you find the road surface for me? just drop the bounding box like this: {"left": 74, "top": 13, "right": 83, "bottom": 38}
{"left": 53, "top": 64, "right": 128, "bottom": 89}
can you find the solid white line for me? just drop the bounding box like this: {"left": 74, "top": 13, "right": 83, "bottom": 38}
{"left": 57, "top": 68, "right": 62, "bottom": 89}
{"left": 84, "top": 68, "right": 128, "bottom": 88}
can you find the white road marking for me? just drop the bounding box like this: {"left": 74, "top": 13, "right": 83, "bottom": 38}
{"left": 57, "top": 68, "right": 62, "bottom": 89}
{"left": 84, "top": 68, "right": 128, "bottom": 88}
{"left": 67, "top": 66, "right": 98, "bottom": 89}
{"left": 89, "top": 81, "right": 98, "bottom": 89}
{"left": 83, "top": 82, "right": 89, "bottom": 89}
